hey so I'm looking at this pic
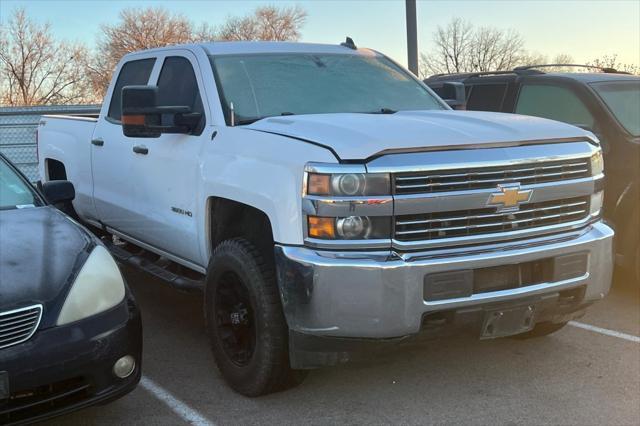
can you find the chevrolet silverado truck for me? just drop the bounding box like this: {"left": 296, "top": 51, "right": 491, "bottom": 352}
{"left": 38, "top": 41, "right": 614, "bottom": 396}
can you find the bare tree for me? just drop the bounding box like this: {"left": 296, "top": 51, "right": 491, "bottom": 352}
{"left": 420, "top": 18, "right": 472, "bottom": 76}
{"left": 587, "top": 54, "right": 639, "bottom": 74}
{"left": 552, "top": 53, "right": 575, "bottom": 65}
{"left": 88, "top": 7, "right": 216, "bottom": 98}
{"left": 518, "top": 51, "right": 548, "bottom": 68}
{"left": 468, "top": 27, "right": 524, "bottom": 72}
{"left": 217, "top": 5, "right": 307, "bottom": 41}
{"left": 89, "top": 5, "right": 306, "bottom": 97}
{"left": 516, "top": 53, "right": 578, "bottom": 72}
{"left": 0, "top": 9, "right": 92, "bottom": 106}
{"left": 523, "top": 53, "right": 638, "bottom": 74}
{"left": 420, "top": 19, "right": 526, "bottom": 77}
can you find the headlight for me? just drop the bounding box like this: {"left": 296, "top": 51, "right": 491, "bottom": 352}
{"left": 307, "top": 173, "right": 390, "bottom": 196}
{"left": 590, "top": 191, "right": 604, "bottom": 217}
{"left": 590, "top": 150, "right": 604, "bottom": 176}
{"left": 57, "top": 245, "right": 126, "bottom": 326}
{"left": 307, "top": 215, "right": 391, "bottom": 240}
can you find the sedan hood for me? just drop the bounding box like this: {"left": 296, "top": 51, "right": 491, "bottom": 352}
{"left": 0, "top": 207, "right": 93, "bottom": 326}
{"left": 247, "top": 110, "right": 595, "bottom": 160}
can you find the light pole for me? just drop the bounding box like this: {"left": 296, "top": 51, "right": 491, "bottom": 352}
{"left": 406, "top": 0, "right": 418, "bottom": 75}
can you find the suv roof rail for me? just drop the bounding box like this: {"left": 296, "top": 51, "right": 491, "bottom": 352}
{"left": 514, "top": 64, "right": 630, "bottom": 74}
{"left": 426, "top": 69, "right": 543, "bottom": 80}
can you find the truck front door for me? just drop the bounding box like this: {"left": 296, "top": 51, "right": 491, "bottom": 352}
{"left": 125, "top": 52, "right": 209, "bottom": 267}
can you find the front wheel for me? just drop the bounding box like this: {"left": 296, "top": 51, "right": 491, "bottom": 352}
{"left": 205, "top": 238, "right": 307, "bottom": 396}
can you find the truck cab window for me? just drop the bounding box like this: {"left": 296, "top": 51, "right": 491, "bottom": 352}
{"left": 107, "top": 58, "right": 155, "bottom": 121}
{"left": 156, "top": 56, "right": 204, "bottom": 132}
{"left": 210, "top": 53, "right": 444, "bottom": 125}
{"left": 516, "top": 84, "right": 595, "bottom": 129}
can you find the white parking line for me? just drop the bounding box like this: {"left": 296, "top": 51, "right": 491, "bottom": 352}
{"left": 140, "top": 376, "right": 215, "bottom": 426}
{"left": 568, "top": 321, "right": 640, "bottom": 343}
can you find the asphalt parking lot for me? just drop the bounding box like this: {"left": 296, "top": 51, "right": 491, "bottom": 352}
{"left": 46, "top": 268, "right": 639, "bottom": 426}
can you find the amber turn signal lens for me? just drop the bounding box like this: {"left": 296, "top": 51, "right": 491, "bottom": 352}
{"left": 307, "top": 216, "right": 335, "bottom": 239}
{"left": 308, "top": 173, "right": 331, "bottom": 195}
{"left": 122, "top": 114, "right": 146, "bottom": 125}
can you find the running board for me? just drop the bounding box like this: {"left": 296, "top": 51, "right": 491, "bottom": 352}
{"left": 104, "top": 239, "right": 204, "bottom": 292}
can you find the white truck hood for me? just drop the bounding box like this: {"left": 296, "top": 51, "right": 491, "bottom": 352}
{"left": 247, "top": 110, "right": 595, "bottom": 160}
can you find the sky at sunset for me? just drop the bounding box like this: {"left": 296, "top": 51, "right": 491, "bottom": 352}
{"left": 2, "top": 0, "right": 639, "bottom": 68}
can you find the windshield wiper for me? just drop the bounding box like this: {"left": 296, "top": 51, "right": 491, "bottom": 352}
{"left": 235, "top": 118, "right": 261, "bottom": 126}
{"left": 364, "top": 108, "right": 397, "bottom": 114}
{"left": 236, "top": 112, "right": 297, "bottom": 126}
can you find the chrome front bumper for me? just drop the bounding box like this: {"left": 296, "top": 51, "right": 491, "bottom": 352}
{"left": 275, "top": 221, "right": 614, "bottom": 339}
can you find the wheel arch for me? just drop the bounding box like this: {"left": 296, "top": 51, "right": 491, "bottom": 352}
{"left": 206, "top": 196, "right": 276, "bottom": 265}
{"left": 44, "top": 158, "right": 67, "bottom": 181}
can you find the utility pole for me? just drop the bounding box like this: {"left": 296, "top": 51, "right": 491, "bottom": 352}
{"left": 405, "top": 0, "right": 418, "bottom": 75}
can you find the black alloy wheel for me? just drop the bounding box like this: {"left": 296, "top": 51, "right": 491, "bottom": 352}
{"left": 214, "top": 271, "right": 256, "bottom": 367}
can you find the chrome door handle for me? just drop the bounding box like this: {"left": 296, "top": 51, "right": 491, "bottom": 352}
{"left": 133, "top": 145, "right": 149, "bottom": 155}
{"left": 91, "top": 138, "right": 104, "bottom": 146}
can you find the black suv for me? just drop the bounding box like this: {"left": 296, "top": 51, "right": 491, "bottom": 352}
{"left": 426, "top": 66, "right": 639, "bottom": 283}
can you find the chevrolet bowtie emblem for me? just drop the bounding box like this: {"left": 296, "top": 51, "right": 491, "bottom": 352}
{"left": 488, "top": 184, "right": 532, "bottom": 210}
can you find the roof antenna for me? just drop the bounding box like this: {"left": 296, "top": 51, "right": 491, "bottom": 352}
{"left": 341, "top": 37, "right": 357, "bottom": 50}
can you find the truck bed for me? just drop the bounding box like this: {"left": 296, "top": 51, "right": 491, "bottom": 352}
{"left": 38, "top": 114, "right": 98, "bottom": 219}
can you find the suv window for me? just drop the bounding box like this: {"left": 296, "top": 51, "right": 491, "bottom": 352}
{"left": 107, "top": 58, "right": 155, "bottom": 121}
{"left": 467, "top": 84, "right": 508, "bottom": 111}
{"left": 590, "top": 80, "right": 640, "bottom": 136}
{"left": 156, "top": 56, "right": 204, "bottom": 132}
{"left": 516, "top": 84, "right": 595, "bottom": 128}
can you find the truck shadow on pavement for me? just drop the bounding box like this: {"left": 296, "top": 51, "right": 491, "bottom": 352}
{"left": 48, "top": 266, "right": 639, "bottom": 425}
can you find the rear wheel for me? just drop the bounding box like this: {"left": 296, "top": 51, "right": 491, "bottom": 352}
{"left": 205, "top": 238, "right": 307, "bottom": 396}
{"left": 512, "top": 321, "right": 568, "bottom": 339}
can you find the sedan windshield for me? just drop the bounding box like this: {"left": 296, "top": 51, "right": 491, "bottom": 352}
{"left": 210, "top": 53, "right": 445, "bottom": 125}
{"left": 0, "top": 158, "right": 42, "bottom": 210}
{"left": 590, "top": 80, "right": 640, "bottom": 136}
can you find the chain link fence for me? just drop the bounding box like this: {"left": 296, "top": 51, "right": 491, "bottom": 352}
{"left": 0, "top": 104, "right": 101, "bottom": 181}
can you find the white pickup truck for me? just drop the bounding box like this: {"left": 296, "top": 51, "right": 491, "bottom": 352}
{"left": 38, "top": 41, "right": 613, "bottom": 396}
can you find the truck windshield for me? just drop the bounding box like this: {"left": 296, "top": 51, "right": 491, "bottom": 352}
{"left": 590, "top": 80, "right": 640, "bottom": 136}
{"left": 0, "top": 157, "right": 42, "bottom": 210}
{"left": 210, "top": 53, "right": 445, "bottom": 125}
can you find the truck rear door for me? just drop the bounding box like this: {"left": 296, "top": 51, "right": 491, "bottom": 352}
{"left": 91, "top": 57, "right": 156, "bottom": 233}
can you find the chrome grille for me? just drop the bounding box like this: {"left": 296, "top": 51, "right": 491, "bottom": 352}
{"left": 0, "top": 305, "right": 42, "bottom": 350}
{"left": 394, "top": 157, "right": 591, "bottom": 195}
{"left": 395, "top": 197, "right": 590, "bottom": 242}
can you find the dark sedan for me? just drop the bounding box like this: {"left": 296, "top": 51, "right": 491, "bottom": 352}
{"left": 0, "top": 154, "right": 141, "bottom": 424}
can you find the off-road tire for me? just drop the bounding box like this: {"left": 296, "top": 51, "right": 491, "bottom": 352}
{"left": 512, "top": 321, "right": 568, "bottom": 339}
{"left": 205, "top": 238, "right": 307, "bottom": 396}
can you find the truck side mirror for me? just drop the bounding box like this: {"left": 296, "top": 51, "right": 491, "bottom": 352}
{"left": 440, "top": 82, "right": 467, "bottom": 110}
{"left": 121, "top": 85, "right": 199, "bottom": 138}
{"left": 42, "top": 180, "right": 75, "bottom": 205}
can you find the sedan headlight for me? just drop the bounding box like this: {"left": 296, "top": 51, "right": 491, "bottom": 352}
{"left": 57, "top": 245, "right": 125, "bottom": 326}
